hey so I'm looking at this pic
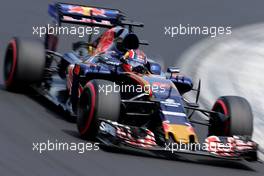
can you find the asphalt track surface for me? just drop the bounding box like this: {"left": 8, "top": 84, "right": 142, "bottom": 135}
{"left": 0, "top": 0, "right": 264, "bottom": 176}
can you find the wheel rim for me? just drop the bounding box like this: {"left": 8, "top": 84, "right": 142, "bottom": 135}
{"left": 212, "top": 100, "right": 230, "bottom": 136}
{"left": 4, "top": 40, "right": 17, "bottom": 86}
{"left": 78, "top": 82, "right": 96, "bottom": 135}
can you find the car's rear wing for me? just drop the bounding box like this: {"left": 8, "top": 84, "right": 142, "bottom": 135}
{"left": 48, "top": 3, "right": 144, "bottom": 29}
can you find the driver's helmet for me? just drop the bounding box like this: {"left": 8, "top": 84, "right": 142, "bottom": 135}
{"left": 124, "top": 49, "right": 147, "bottom": 68}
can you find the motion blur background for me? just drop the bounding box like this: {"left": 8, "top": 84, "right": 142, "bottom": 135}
{"left": 0, "top": 0, "right": 264, "bottom": 176}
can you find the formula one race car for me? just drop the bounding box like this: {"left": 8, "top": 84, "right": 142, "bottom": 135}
{"left": 2, "top": 2, "right": 258, "bottom": 161}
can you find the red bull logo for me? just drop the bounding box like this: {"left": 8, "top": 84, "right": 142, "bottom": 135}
{"left": 68, "top": 5, "right": 106, "bottom": 17}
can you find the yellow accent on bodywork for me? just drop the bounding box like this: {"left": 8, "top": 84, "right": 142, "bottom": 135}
{"left": 165, "top": 124, "right": 198, "bottom": 143}
{"left": 88, "top": 46, "right": 94, "bottom": 55}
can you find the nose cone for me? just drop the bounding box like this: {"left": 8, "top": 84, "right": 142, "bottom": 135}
{"left": 165, "top": 124, "right": 198, "bottom": 143}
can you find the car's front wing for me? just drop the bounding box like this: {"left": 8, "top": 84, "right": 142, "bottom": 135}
{"left": 96, "top": 120, "right": 258, "bottom": 162}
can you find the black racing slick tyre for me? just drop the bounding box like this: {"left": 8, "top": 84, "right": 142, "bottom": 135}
{"left": 3, "top": 38, "right": 45, "bottom": 91}
{"left": 209, "top": 96, "right": 253, "bottom": 138}
{"left": 77, "top": 79, "right": 121, "bottom": 139}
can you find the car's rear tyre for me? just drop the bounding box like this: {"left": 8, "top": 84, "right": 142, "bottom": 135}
{"left": 209, "top": 96, "right": 253, "bottom": 138}
{"left": 3, "top": 38, "right": 45, "bottom": 91}
{"left": 77, "top": 79, "right": 121, "bottom": 139}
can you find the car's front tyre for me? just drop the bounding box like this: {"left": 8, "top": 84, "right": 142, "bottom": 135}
{"left": 209, "top": 96, "right": 253, "bottom": 138}
{"left": 77, "top": 79, "right": 121, "bottom": 139}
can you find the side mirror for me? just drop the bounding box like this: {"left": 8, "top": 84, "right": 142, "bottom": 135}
{"left": 146, "top": 62, "right": 161, "bottom": 75}
{"left": 167, "top": 67, "right": 180, "bottom": 73}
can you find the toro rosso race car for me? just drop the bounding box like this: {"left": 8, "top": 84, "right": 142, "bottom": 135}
{"left": 2, "top": 2, "right": 259, "bottom": 162}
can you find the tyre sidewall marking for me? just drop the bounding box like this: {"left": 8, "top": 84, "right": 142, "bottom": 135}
{"left": 5, "top": 39, "right": 17, "bottom": 86}
{"left": 80, "top": 82, "right": 96, "bottom": 135}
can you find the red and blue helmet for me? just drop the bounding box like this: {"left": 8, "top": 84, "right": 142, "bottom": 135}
{"left": 124, "top": 49, "right": 147, "bottom": 68}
